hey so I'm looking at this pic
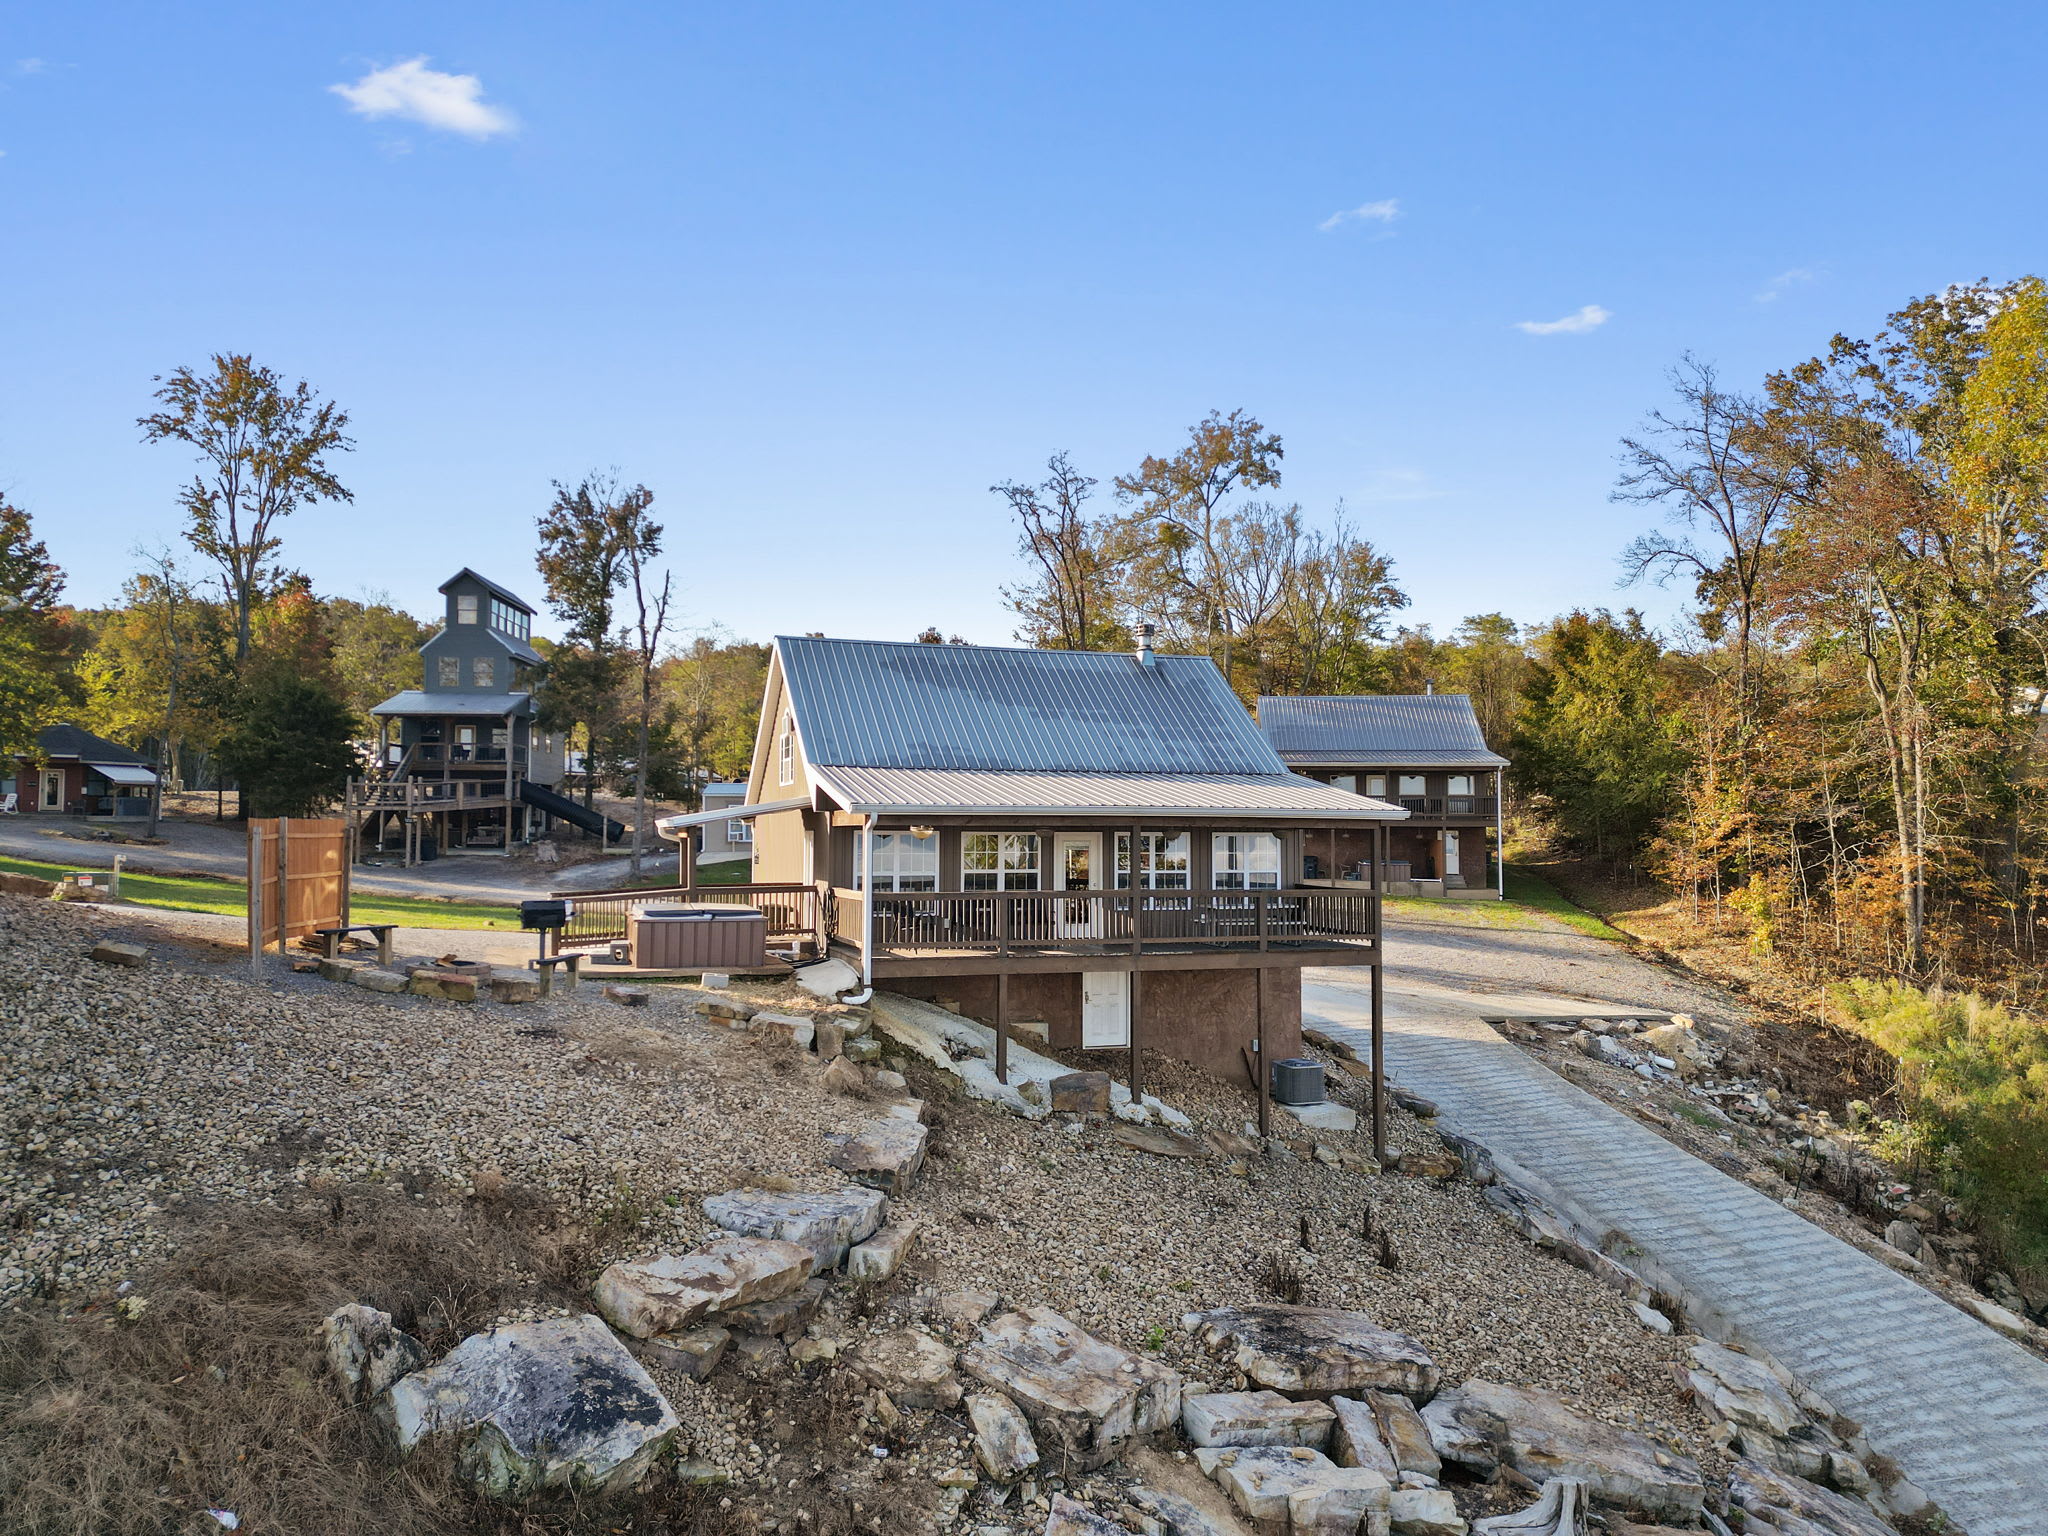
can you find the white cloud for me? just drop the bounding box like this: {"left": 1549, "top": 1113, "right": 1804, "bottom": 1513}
{"left": 14, "top": 58, "right": 46, "bottom": 76}
{"left": 1515, "top": 304, "right": 1611, "bottom": 336}
{"left": 1319, "top": 198, "right": 1401, "bottom": 232}
{"left": 330, "top": 57, "right": 515, "bottom": 140}
{"left": 1755, "top": 267, "right": 1816, "bottom": 303}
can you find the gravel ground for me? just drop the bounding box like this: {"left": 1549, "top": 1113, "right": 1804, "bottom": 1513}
{"left": 1, "top": 892, "right": 1722, "bottom": 1527}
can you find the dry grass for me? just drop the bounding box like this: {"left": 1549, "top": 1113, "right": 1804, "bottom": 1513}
{"left": 0, "top": 1185, "right": 728, "bottom": 1536}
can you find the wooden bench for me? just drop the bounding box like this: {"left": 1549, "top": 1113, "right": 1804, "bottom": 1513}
{"left": 315, "top": 923, "right": 398, "bottom": 967}
{"left": 531, "top": 952, "right": 586, "bottom": 996}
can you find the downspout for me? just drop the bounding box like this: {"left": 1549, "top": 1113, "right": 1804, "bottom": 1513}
{"left": 843, "top": 813, "right": 877, "bottom": 1004}
{"left": 1496, "top": 767, "right": 1506, "bottom": 900}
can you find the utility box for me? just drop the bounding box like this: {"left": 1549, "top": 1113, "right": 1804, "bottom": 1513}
{"left": 1271, "top": 1057, "right": 1326, "bottom": 1106}
{"left": 629, "top": 906, "right": 767, "bottom": 971}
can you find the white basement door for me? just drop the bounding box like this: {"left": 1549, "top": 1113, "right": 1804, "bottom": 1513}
{"left": 1080, "top": 971, "right": 1130, "bottom": 1048}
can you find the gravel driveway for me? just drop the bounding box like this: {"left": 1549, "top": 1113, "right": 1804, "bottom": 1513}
{"left": 1300, "top": 906, "right": 2048, "bottom": 1536}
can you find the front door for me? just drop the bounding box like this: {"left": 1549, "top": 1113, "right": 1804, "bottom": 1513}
{"left": 38, "top": 769, "right": 62, "bottom": 811}
{"left": 1442, "top": 830, "right": 1461, "bottom": 886}
{"left": 1055, "top": 833, "right": 1101, "bottom": 937}
{"left": 1080, "top": 970, "right": 1130, "bottom": 1048}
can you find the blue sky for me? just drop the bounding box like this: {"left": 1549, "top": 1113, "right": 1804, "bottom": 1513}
{"left": 4, "top": 3, "right": 2045, "bottom": 648}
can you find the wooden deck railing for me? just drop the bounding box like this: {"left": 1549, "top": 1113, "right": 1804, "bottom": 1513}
{"left": 552, "top": 882, "right": 819, "bottom": 950}
{"left": 840, "top": 887, "right": 1379, "bottom": 959}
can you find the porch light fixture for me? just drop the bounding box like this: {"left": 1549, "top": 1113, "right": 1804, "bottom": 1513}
{"left": 910, "top": 824, "right": 936, "bottom": 841}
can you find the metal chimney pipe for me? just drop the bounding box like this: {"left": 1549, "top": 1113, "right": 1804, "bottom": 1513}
{"left": 1135, "top": 623, "right": 1156, "bottom": 668}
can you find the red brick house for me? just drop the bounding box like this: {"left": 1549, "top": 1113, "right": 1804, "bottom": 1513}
{"left": 4, "top": 723, "right": 161, "bottom": 820}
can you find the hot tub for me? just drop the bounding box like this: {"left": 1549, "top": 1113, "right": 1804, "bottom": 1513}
{"left": 628, "top": 906, "right": 767, "bottom": 970}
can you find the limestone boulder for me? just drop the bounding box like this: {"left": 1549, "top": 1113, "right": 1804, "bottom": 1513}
{"left": 1183, "top": 1389, "right": 1335, "bottom": 1449}
{"left": 592, "top": 1234, "right": 814, "bottom": 1338}
{"left": 703, "top": 1185, "right": 888, "bottom": 1268}
{"left": 322, "top": 1302, "right": 426, "bottom": 1403}
{"left": 636, "top": 1324, "right": 729, "bottom": 1381}
{"left": 1126, "top": 1486, "right": 1245, "bottom": 1536}
{"left": 1422, "top": 1381, "right": 1703, "bottom": 1522}
{"left": 847, "top": 1220, "right": 920, "bottom": 1283}
{"left": 850, "top": 1326, "right": 961, "bottom": 1409}
{"left": 937, "top": 1288, "right": 1002, "bottom": 1337}
{"left": 1392, "top": 1486, "right": 1467, "bottom": 1536}
{"left": 90, "top": 940, "right": 149, "bottom": 968}
{"left": 825, "top": 1118, "right": 929, "bottom": 1195}
{"left": 968, "top": 1390, "right": 1042, "bottom": 1482}
{"left": 1045, "top": 1495, "right": 1127, "bottom": 1535}
{"left": 489, "top": 974, "right": 542, "bottom": 1004}
{"left": 1726, "top": 1460, "right": 1896, "bottom": 1536}
{"left": 1365, "top": 1388, "right": 1441, "bottom": 1478}
{"left": 386, "top": 1314, "right": 679, "bottom": 1498}
{"left": 1684, "top": 1341, "right": 1802, "bottom": 1439}
{"left": 1195, "top": 1444, "right": 1392, "bottom": 1532}
{"left": 961, "top": 1305, "right": 1183, "bottom": 1469}
{"left": 717, "top": 1276, "right": 829, "bottom": 1341}
{"left": 752, "top": 1009, "right": 816, "bottom": 1048}
{"left": 351, "top": 967, "right": 409, "bottom": 994}
{"left": 1114, "top": 1124, "right": 1208, "bottom": 1158}
{"left": 1185, "top": 1304, "right": 1440, "bottom": 1401}
{"left": 1331, "top": 1395, "right": 1397, "bottom": 1476}
{"left": 1050, "top": 1070, "right": 1112, "bottom": 1114}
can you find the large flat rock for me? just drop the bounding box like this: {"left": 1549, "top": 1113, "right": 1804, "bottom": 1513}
{"left": 386, "top": 1314, "right": 679, "bottom": 1498}
{"left": 825, "top": 1118, "right": 929, "bottom": 1195}
{"left": 850, "top": 1326, "right": 962, "bottom": 1409}
{"left": 1423, "top": 1381, "right": 1703, "bottom": 1522}
{"left": 1194, "top": 1444, "right": 1392, "bottom": 1531}
{"left": 1185, "top": 1304, "right": 1440, "bottom": 1401}
{"left": 703, "top": 1185, "right": 888, "bottom": 1268}
{"left": 1183, "top": 1389, "right": 1335, "bottom": 1449}
{"left": 592, "top": 1234, "right": 813, "bottom": 1338}
{"left": 1726, "top": 1461, "right": 1896, "bottom": 1536}
{"left": 960, "top": 1305, "right": 1183, "bottom": 1469}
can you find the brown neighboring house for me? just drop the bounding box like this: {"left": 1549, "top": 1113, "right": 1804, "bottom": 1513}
{"left": 5, "top": 724, "right": 160, "bottom": 820}
{"left": 658, "top": 631, "right": 1406, "bottom": 1087}
{"left": 1257, "top": 693, "right": 1508, "bottom": 898}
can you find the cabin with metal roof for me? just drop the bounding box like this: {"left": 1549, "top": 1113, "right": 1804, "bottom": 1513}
{"left": 656, "top": 630, "right": 1408, "bottom": 1098}
{"left": 351, "top": 571, "right": 607, "bottom": 862}
{"left": 4, "top": 723, "right": 160, "bottom": 819}
{"left": 1258, "top": 692, "right": 1508, "bottom": 898}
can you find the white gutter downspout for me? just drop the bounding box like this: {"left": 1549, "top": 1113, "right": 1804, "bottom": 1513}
{"left": 842, "top": 813, "right": 877, "bottom": 1004}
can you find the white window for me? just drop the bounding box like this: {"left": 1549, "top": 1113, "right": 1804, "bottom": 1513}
{"left": 1365, "top": 774, "right": 1387, "bottom": 797}
{"left": 437, "top": 655, "right": 460, "bottom": 688}
{"left": 777, "top": 721, "right": 795, "bottom": 785}
{"left": 456, "top": 594, "right": 479, "bottom": 624}
{"left": 1332, "top": 773, "right": 1358, "bottom": 795}
{"left": 1213, "top": 832, "right": 1282, "bottom": 890}
{"left": 1115, "top": 832, "right": 1191, "bottom": 889}
{"left": 1397, "top": 774, "right": 1426, "bottom": 797}
{"left": 963, "top": 832, "right": 1040, "bottom": 891}
{"left": 1447, "top": 774, "right": 1474, "bottom": 796}
{"left": 726, "top": 818, "right": 753, "bottom": 844}
{"left": 865, "top": 831, "right": 939, "bottom": 891}
{"left": 472, "top": 656, "right": 495, "bottom": 689}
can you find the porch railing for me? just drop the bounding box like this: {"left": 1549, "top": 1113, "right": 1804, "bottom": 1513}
{"left": 843, "top": 887, "right": 1379, "bottom": 959}
{"left": 1396, "top": 796, "right": 1498, "bottom": 818}
{"left": 552, "top": 882, "right": 820, "bottom": 951}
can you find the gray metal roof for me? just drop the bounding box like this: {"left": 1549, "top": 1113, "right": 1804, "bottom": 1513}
{"left": 777, "top": 636, "right": 1285, "bottom": 775}
{"left": 370, "top": 690, "right": 535, "bottom": 718}
{"left": 32, "top": 723, "right": 149, "bottom": 766}
{"left": 439, "top": 567, "right": 536, "bottom": 616}
{"left": 810, "top": 766, "right": 1405, "bottom": 821}
{"left": 1256, "top": 694, "right": 1507, "bottom": 769}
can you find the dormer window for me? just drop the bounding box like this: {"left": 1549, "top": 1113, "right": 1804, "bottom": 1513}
{"left": 456, "top": 594, "right": 479, "bottom": 624}
{"left": 489, "top": 597, "right": 530, "bottom": 641}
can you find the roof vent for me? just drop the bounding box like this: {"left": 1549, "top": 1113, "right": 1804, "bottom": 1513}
{"left": 1425, "top": 678, "right": 1435, "bottom": 695}
{"left": 1135, "top": 623, "right": 1156, "bottom": 669}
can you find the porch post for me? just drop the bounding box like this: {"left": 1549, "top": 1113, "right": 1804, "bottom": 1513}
{"left": 995, "top": 970, "right": 1010, "bottom": 1086}
{"left": 681, "top": 826, "right": 697, "bottom": 890}
{"left": 503, "top": 711, "right": 515, "bottom": 844}
{"left": 1370, "top": 820, "right": 1387, "bottom": 1164}
{"left": 1128, "top": 821, "right": 1143, "bottom": 1106}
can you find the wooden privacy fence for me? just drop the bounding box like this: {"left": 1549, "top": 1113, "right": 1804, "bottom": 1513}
{"left": 248, "top": 817, "right": 349, "bottom": 960}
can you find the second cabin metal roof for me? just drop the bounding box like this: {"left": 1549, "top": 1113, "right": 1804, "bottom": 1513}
{"left": 1256, "top": 693, "right": 1508, "bottom": 769}
{"left": 777, "top": 635, "right": 1287, "bottom": 775}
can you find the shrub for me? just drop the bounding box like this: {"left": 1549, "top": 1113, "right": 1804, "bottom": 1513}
{"left": 1830, "top": 979, "right": 2048, "bottom": 1279}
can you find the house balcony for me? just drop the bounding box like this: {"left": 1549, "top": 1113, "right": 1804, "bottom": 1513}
{"left": 832, "top": 886, "right": 1380, "bottom": 977}
{"left": 1393, "top": 795, "right": 1498, "bottom": 820}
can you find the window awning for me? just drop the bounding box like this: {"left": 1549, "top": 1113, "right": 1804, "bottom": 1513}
{"left": 654, "top": 795, "right": 810, "bottom": 839}
{"left": 89, "top": 763, "right": 158, "bottom": 786}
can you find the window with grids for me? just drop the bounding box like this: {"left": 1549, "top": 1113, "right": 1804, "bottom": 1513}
{"left": 1114, "top": 832, "right": 1191, "bottom": 889}
{"left": 777, "top": 723, "right": 795, "bottom": 785}
{"left": 455, "top": 594, "right": 479, "bottom": 624}
{"left": 1212, "top": 832, "right": 1282, "bottom": 889}
{"left": 963, "top": 832, "right": 1040, "bottom": 891}
{"left": 726, "top": 818, "right": 752, "bottom": 843}
{"left": 489, "top": 597, "right": 530, "bottom": 640}
{"left": 864, "top": 832, "right": 939, "bottom": 891}
{"left": 472, "top": 656, "right": 495, "bottom": 688}
{"left": 437, "top": 655, "right": 460, "bottom": 687}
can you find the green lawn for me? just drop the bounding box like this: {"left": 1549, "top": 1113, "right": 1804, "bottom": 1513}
{"left": 0, "top": 854, "right": 521, "bottom": 931}
{"left": 1381, "top": 864, "right": 1630, "bottom": 943}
